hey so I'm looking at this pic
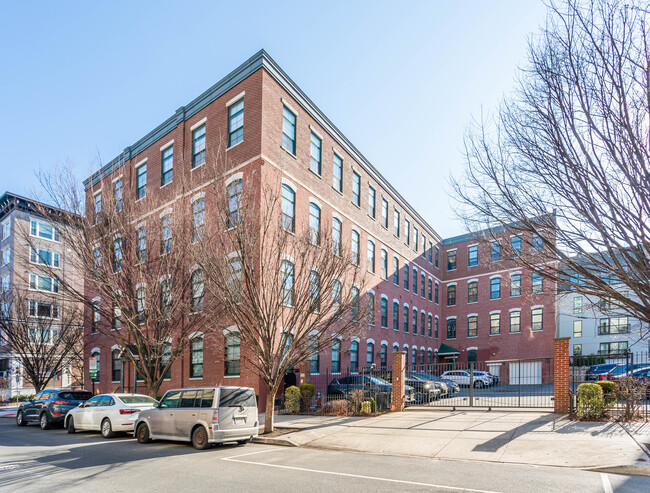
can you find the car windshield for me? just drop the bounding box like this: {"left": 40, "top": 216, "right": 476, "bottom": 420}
{"left": 370, "top": 376, "right": 391, "bottom": 385}
{"left": 118, "top": 395, "right": 158, "bottom": 405}
{"left": 219, "top": 388, "right": 256, "bottom": 408}
{"left": 58, "top": 392, "right": 93, "bottom": 400}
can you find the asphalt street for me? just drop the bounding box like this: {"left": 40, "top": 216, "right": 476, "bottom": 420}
{"left": 1, "top": 419, "right": 649, "bottom": 492}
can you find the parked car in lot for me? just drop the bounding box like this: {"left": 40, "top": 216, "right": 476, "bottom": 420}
{"left": 441, "top": 370, "right": 493, "bottom": 388}
{"left": 327, "top": 375, "right": 415, "bottom": 402}
{"left": 65, "top": 394, "right": 158, "bottom": 438}
{"left": 411, "top": 372, "right": 460, "bottom": 396}
{"left": 585, "top": 364, "right": 617, "bottom": 381}
{"left": 602, "top": 363, "right": 650, "bottom": 380}
{"left": 16, "top": 389, "right": 93, "bottom": 429}
{"left": 474, "top": 371, "right": 498, "bottom": 386}
{"left": 405, "top": 373, "right": 442, "bottom": 403}
{"left": 134, "top": 386, "right": 258, "bottom": 450}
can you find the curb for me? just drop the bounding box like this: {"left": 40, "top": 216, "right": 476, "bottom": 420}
{"left": 587, "top": 465, "right": 650, "bottom": 477}
{"left": 252, "top": 436, "right": 298, "bottom": 447}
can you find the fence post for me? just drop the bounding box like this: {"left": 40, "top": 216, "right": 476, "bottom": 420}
{"left": 392, "top": 351, "right": 406, "bottom": 412}
{"left": 553, "top": 337, "right": 570, "bottom": 414}
{"left": 469, "top": 362, "right": 474, "bottom": 407}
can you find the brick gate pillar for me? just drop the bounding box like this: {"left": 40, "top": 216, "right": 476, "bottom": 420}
{"left": 298, "top": 361, "right": 308, "bottom": 386}
{"left": 392, "top": 351, "right": 406, "bottom": 412}
{"left": 554, "top": 337, "right": 570, "bottom": 414}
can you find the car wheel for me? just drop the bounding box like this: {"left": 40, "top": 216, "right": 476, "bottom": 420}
{"left": 192, "top": 426, "right": 209, "bottom": 450}
{"left": 136, "top": 423, "right": 151, "bottom": 444}
{"left": 101, "top": 418, "right": 116, "bottom": 439}
{"left": 40, "top": 412, "right": 51, "bottom": 430}
{"left": 16, "top": 410, "right": 26, "bottom": 427}
{"left": 67, "top": 416, "right": 76, "bottom": 434}
{"left": 474, "top": 381, "right": 484, "bottom": 389}
{"left": 237, "top": 438, "right": 251, "bottom": 446}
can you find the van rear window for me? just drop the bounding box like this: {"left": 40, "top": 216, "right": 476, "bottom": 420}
{"left": 219, "top": 388, "right": 256, "bottom": 408}
{"left": 59, "top": 392, "right": 93, "bottom": 401}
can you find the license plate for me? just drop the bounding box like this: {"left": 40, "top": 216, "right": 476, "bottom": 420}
{"left": 234, "top": 417, "right": 246, "bottom": 425}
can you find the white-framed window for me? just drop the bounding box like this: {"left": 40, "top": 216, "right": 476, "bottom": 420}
{"left": 30, "top": 247, "right": 60, "bottom": 268}
{"left": 28, "top": 273, "right": 59, "bottom": 293}
{"left": 332, "top": 217, "right": 342, "bottom": 256}
{"left": 310, "top": 131, "right": 322, "bottom": 175}
{"left": 0, "top": 220, "right": 10, "bottom": 241}
{"left": 229, "top": 99, "right": 244, "bottom": 147}
{"left": 368, "top": 185, "right": 376, "bottom": 218}
{"left": 281, "top": 184, "right": 295, "bottom": 233}
{"left": 333, "top": 153, "right": 343, "bottom": 192}
{"left": 381, "top": 198, "right": 388, "bottom": 228}
{"left": 1, "top": 247, "right": 10, "bottom": 266}
{"left": 29, "top": 326, "right": 58, "bottom": 344}
{"left": 28, "top": 300, "right": 59, "bottom": 319}
{"left": 1, "top": 275, "right": 9, "bottom": 292}
{"left": 114, "top": 178, "right": 123, "bottom": 212}
{"left": 193, "top": 198, "right": 206, "bottom": 241}
{"left": 367, "top": 240, "right": 375, "bottom": 274}
{"left": 282, "top": 106, "right": 296, "bottom": 154}
{"left": 94, "top": 192, "right": 102, "bottom": 223}
{"left": 161, "top": 145, "right": 174, "bottom": 186}
{"left": 193, "top": 124, "right": 206, "bottom": 167}
{"left": 136, "top": 162, "right": 147, "bottom": 200}
{"left": 309, "top": 202, "right": 321, "bottom": 246}
{"left": 352, "top": 171, "right": 360, "bottom": 206}
{"left": 30, "top": 219, "right": 60, "bottom": 242}
{"left": 394, "top": 209, "right": 400, "bottom": 237}
{"left": 380, "top": 249, "right": 388, "bottom": 279}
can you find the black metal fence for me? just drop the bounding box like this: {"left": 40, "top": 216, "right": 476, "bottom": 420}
{"left": 569, "top": 351, "right": 650, "bottom": 420}
{"left": 403, "top": 358, "right": 555, "bottom": 409}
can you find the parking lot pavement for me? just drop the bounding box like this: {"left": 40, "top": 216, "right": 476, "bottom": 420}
{"left": 2, "top": 420, "right": 650, "bottom": 492}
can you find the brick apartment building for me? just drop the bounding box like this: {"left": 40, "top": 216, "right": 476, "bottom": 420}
{"left": 83, "top": 50, "right": 556, "bottom": 401}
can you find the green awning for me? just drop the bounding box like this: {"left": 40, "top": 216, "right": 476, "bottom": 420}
{"left": 437, "top": 343, "right": 460, "bottom": 356}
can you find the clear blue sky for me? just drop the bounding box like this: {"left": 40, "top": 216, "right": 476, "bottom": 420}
{"left": 0, "top": 0, "right": 547, "bottom": 238}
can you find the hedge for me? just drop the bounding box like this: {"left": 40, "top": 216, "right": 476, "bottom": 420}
{"left": 594, "top": 381, "right": 617, "bottom": 407}
{"left": 577, "top": 383, "right": 604, "bottom": 419}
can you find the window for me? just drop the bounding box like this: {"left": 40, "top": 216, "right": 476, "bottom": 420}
{"left": 29, "top": 327, "right": 56, "bottom": 344}
{"left": 192, "top": 124, "right": 206, "bottom": 167}
{"left": 510, "top": 274, "right": 521, "bottom": 297}
{"left": 30, "top": 247, "right": 60, "bottom": 268}
{"left": 333, "top": 153, "right": 343, "bottom": 192}
{"left": 309, "top": 270, "right": 320, "bottom": 313}
{"left": 332, "top": 280, "right": 341, "bottom": 317}
{"left": 309, "top": 339, "right": 319, "bottom": 374}
{"left": 136, "top": 227, "right": 147, "bottom": 263}
{"left": 367, "top": 342, "right": 374, "bottom": 366}
{"left": 112, "top": 349, "right": 121, "bottom": 382}
{"left": 573, "top": 320, "right": 582, "bottom": 338}
{"left": 404, "top": 264, "right": 409, "bottom": 290}
{"left": 599, "top": 317, "right": 629, "bottom": 335}
{"left": 412, "top": 348, "right": 418, "bottom": 367}
{"left": 414, "top": 227, "right": 419, "bottom": 252}
{"left": 403, "top": 304, "right": 409, "bottom": 333}
{"left": 381, "top": 199, "right": 388, "bottom": 228}
{"left": 280, "top": 260, "right": 294, "bottom": 307}
{"left": 28, "top": 300, "right": 59, "bottom": 319}
{"left": 427, "top": 314, "right": 432, "bottom": 337}
{"left": 282, "top": 106, "right": 296, "bottom": 154}
{"left": 193, "top": 198, "right": 206, "bottom": 241}
{"left": 190, "top": 337, "right": 203, "bottom": 378}
{"left": 227, "top": 179, "right": 242, "bottom": 229}
{"left": 281, "top": 184, "right": 295, "bottom": 232}
{"left": 332, "top": 218, "right": 342, "bottom": 256}
{"left": 412, "top": 307, "right": 417, "bottom": 334}
{"left": 490, "top": 278, "right": 501, "bottom": 299}
{"left": 30, "top": 219, "right": 60, "bottom": 241}
{"left": 394, "top": 209, "right": 400, "bottom": 237}
{"left": 92, "top": 299, "right": 100, "bottom": 333}
{"left": 467, "top": 315, "right": 477, "bottom": 337}
{"left": 309, "top": 203, "right": 321, "bottom": 246}
{"left": 510, "top": 236, "right": 521, "bottom": 257}
{"left": 114, "top": 178, "right": 123, "bottom": 212}
{"left": 447, "top": 319, "right": 456, "bottom": 339}
{"left": 162, "top": 343, "right": 171, "bottom": 380}
{"left": 405, "top": 219, "right": 410, "bottom": 245}
{"left": 380, "top": 249, "right": 387, "bottom": 279}
{"left": 29, "top": 274, "right": 59, "bottom": 293}
{"left": 225, "top": 332, "right": 241, "bottom": 377}
{"left": 113, "top": 237, "right": 123, "bottom": 273}
{"left": 393, "top": 301, "right": 399, "bottom": 330}
{"left": 136, "top": 163, "right": 147, "bottom": 200}
{"left": 435, "top": 246, "right": 439, "bottom": 268}
{"left": 191, "top": 268, "right": 204, "bottom": 313}
{"left": 428, "top": 241, "right": 433, "bottom": 263}
{"left": 351, "top": 287, "right": 359, "bottom": 322}
{"left": 428, "top": 279, "right": 432, "bottom": 301}
{"left": 447, "top": 285, "right": 456, "bottom": 306}
{"left": 412, "top": 268, "right": 417, "bottom": 294}
{"left": 380, "top": 344, "right": 387, "bottom": 369}
{"left": 351, "top": 230, "right": 360, "bottom": 265}
{"left": 573, "top": 297, "right": 582, "bottom": 314}
{"left": 599, "top": 341, "right": 627, "bottom": 355}
{"left": 422, "top": 235, "right": 426, "bottom": 258}
{"left": 531, "top": 308, "right": 543, "bottom": 331}
{"left": 510, "top": 311, "right": 521, "bottom": 333}
{"left": 490, "top": 313, "right": 500, "bottom": 335}
{"left": 491, "top": 241, "right": 501, "bottom": 262}
{"left": 112, "top": 303, "right": 121, "bottom": 330}
{"left": 229, "top": 99, "right": 244, "bottom": 147}
{"left": 368, "top": 185, "right": 376, "bottom": 218}
{"left": 421, "top": 273, "right": 425, "bottom": 298}
{"left": 531, "top": 274, "right": 543, "bottom": 294}
{"left": 532, "top": 233, "right": 543, "bottom": 253}
{"left": 308, "top": 131, "right": 322, "bottom": 175}
{"left": 468, "top": 281, "right": 478, "bottom": 303}
{"left": 466, "top": 245, "right": 478, "bottom": 266}
{"left": 350, "top": 341, "right": 358, "bottom": 373}
{"left": 447, "top": 250, "right": 456, "bottom": 271}
{"left": 160, "top": 278, "right": 172, "bottom": 317}
{"left": 393, "top": 257, "right": 399, "bottom": 285}
{"left": 367, "top": 240, "right": 375, "bottom": 273}
{"left": 1, "top": 220, "right": 10, "bottom": 241}
{"left": 367, "top": 292, "right": 375, "bottom": 325}
{"left": 161, "top": 215, "right": 172, "bottom": 254}
{"left": 91, "top": 351, "right": 100, "bottom": 383}
{"left": 136, "top": 286, "right": 145, "bottom": 324}
{"left": 433, "top": 316, "right": 438, "bottom": 338}
{"left": 352, "top": 171, "right": 360, "bottom": 206}
{"left": 435, "top": 282, "right": 439, "bottom": 304}
{"left": 161, "top": 145, "right": 173, "bottom": 186}
{"left": 573, "top": 344, "right": 582, "bottom": 356}
{"left": 380, "top": 297, "right": 387, "bottom": 328}
{"left": 420, "top": 311, "right": 425, "bottom": 336}
{"left": 332, "top": 340, "right": 341, "bottom": 373}
{"left": 94, "top": 192, "right": 102, "bottom": 223}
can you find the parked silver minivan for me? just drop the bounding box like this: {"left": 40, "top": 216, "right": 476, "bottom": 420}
{"left": 134, "top": 386, "right": 259, "bottom": 449}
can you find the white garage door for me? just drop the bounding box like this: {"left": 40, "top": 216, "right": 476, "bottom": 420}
{"left": 509, "top": 361, "right": 542, "bottom": 385}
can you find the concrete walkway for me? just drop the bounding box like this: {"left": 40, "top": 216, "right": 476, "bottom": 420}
{"left": 263, "top": 410, "right": 650, "bottom": 470}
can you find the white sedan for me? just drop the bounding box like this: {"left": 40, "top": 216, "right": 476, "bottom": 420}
{"left": 65, "top": 393, "right": 158, "bottom": 438}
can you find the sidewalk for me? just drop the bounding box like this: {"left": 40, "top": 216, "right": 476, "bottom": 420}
{"left": 261, "top": 410, "right": 650, "bottom": 470}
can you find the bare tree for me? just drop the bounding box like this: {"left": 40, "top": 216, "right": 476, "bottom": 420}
{"left": 34, "top": 166, "right": 215, "bottom": 397}
{"left": 196, "top": 154, "right": 366, "bottom": 433}
{"left": 452, "top": 0, "right": 650, "bottom": 331}
{"left": 0, "top": 288, "right": 82, "bottom": 393}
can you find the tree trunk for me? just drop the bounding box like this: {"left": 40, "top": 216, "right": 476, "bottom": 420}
{"left": 263, "top": 382, "right": 278, "bottom": 434}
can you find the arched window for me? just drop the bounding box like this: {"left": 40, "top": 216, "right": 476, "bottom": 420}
{"left": 380, "top": 249, "right": 388, "bottom": 279}
{"left": 225, "top": 331, "right": 241, "bottom": 376}
{"left": 367, "top": 240, "right": 375, "bottom": 274}
{"left": 191, "top": 268, "right": 204, "bottom": 313}
{"left": 281, "top": 260, "right": 294, "bottom": 306}
{"left": 162, "top": 342, "right": 171, "bottom": 380}
{"left": 136, "top": 285, "right": 145, "bottom": 324}
{"left": 190, "top": 336, "right": 203, "bottom": 378}
{"left": 91, "top": 350, "right": 100, "bottom": 383}
{"left": 309, "top": 270, "right": 320, "bottom": 313}
{"left": 281, "top": 184, "right": 295, "bottom": 232}
{"left": 412, "top": 307, "right": 417, "bottom": 333}
{"left": 309, "top": 203, "right": 321, "bottom": 245}
{"left": 332, "top": 339, "right": 341, "bottom": 373}
{"left": 421, "top": 311, "right": 426, "bottom": 336}
{"left": 421, "top": 273, "right": 425, "bottom": 298}
{"left": 332, "top": 217, "right": 342, "bottom": 256}
{"left": 332, "top": 280, "right": 342, "bottom": 317}
{"left": 367, "top": 342, "right": 374, "bottom": 366}
{"left": 428, "top": 278, "right": 433, "bottom": 301}
{"left": 91, "top": 299, "right": 100, "bottom": 333}
{"left": 367, "top": 291, "right": 375, "bottom": 325}
{"left": 380, "top": 297, "right": 388, "bottom": 328}
{"left": 351, "top": 230, "right": 360, "bottom": 265}
{"left": 161, "top": 214, "right": 172, "bottom": 254}
{"left": 427, "top": 349, "right": 432, "bottom": 365}
{"left": 380, "top": 343, "right": 388, "bottom": 369}
{"left": 428, "top": 314, "right": 432, "bottom": 337}
{"left": 351, "top": 287, "right": 359, "bottom": 322}
{"left": 420, "top": 349, "right": 425, "bottom": 365}
{"left": 350, "top": 341, "right": 359, "bottom": 373}
{"left": 412, "top": 348, "right": 417, "bottom": 368}
{"left": 403, "top": 304, "right": 409, "bottom": 332}
{"left": 111, "top": 349, "right": 121, "bottom": 383}
{"left": 392, "top": 301, "right": 399, "bottom": 330}
{"left": 227, "top": 180, "right": 242, "bottom": 229}
{"left": 309, "top": 338, "right": 319, "bottom": 374}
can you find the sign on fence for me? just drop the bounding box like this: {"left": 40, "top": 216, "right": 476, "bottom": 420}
{"left": 89, "top": 357, "right": 98, "bottom": 379}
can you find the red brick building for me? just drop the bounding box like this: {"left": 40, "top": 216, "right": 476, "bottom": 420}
{"left": 83, "top": 50, "right": 555, "bottom": 402}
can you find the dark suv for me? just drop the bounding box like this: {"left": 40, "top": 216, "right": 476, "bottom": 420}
{"left": 327, "top": 375, "right": 414, "bottom": 402}
{"left": 16, "top": 389, "right": 93, "bottom": 429}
